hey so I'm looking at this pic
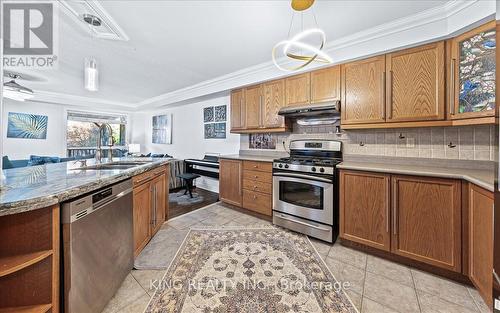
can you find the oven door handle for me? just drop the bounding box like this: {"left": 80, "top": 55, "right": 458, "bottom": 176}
{"left": 275, "top": 213, "right": 331, "bottom": 232}
{"left": 273, "top": 172, "right": 332, "bottom": 183}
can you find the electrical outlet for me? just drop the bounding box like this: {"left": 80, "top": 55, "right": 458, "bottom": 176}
{"left": 495, "top": 298, "right": 500, "bottom": 311}
{"left": 406, "top": 137, "right": 415, "bottom": 148}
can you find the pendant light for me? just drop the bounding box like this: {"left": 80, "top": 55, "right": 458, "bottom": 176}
{"left": 83, "top": 14, "right": 101, "bottom": 92}
{"left": 272, "top": 0, "right": 332, "bottom": 72}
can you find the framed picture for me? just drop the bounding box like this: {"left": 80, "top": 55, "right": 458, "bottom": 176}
{"left": 152, "top": 114, "right": 172, "bottom": 144}
{"left": 204, "top": 122, "right": 226, "bottom": 139}
{"left": 7, "top": 112, "right": 48, "bottom": 139}
{"left": 214, "top": 105, "right": 227, "bottom": 122}
{"left": 203, "top": 107, "right": 214, "bottom": 123}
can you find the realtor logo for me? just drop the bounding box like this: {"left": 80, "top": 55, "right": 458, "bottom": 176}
{"left": 2, "top": 1, "right": 58, "bottom": 69}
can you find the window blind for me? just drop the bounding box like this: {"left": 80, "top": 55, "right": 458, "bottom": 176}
{"left": 67, "top": 111, "right": 127, "bottom": 125}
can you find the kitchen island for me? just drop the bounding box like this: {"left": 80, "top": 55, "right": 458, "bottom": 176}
{"left": 0, "top": 158, "right": 173, "bottom": 313}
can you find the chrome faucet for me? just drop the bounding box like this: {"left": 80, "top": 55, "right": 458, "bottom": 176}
{"left": 95, "top": 123, "right": 114, "bottom": 163}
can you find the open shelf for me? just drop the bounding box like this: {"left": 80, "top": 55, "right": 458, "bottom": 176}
{"left": 0, "top": 304, "right": 52, "bottom": 313}
{"left": 0, "top": 250, "right": 53, "bottom": 277}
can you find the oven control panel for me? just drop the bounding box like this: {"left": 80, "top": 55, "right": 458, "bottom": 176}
{"left": 273, "top": 162, "right": 334, "bottom": 175}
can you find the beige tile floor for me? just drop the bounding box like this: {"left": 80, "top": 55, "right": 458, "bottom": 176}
{"left": 102, "top": 203, "right": 491, "bottom": 313}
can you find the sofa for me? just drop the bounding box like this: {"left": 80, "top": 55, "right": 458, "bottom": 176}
{"left": 2, "top": 155, "right": 94, "bottom": 170}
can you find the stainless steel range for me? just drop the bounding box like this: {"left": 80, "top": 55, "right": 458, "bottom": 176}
{"left": 272, "top": 139, "right": 342, "bottom": 243}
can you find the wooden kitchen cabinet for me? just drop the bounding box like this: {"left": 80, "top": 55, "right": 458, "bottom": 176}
{"left": 341, "top": 56, "right": 386, "bottom": 125}
{"left": 448, "top": 21, "right": 496, "bottom": 121}
{"left": 468, "top": 184, "right": 493, "bottom": 306}
{"left": 230, "top": 89, "right": 245, "bottom": 130}
{"left": 219, "top": 159, "right": 243, "bottom": 207}
{"left": 133, "top": 166, "right": 169, "bottom": 257}
{"left": 386, "top": 41, "right": 446, "bottom": 122}
{"left": 262, "top": 79, "right": 286, "bottom": 128}
{"left": 244, "top": 84, "right": 263, "bottom": 129}
{"left": 285, "top": 73, "right": 311, "bottom": 106}
{"left": 391, "top": 175, "right": 461, "bottom": 272}
{"left": 339, "top": 170, "right": 391, "bottom": 251}
{"left": 310, "top": 65, "right": 341, "bottom": 103}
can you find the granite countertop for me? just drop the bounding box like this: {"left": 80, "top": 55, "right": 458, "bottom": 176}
{"left": 219, "top": 154, "right": 280, "bottom": 162}
{"left": 0, "top": 157, "right": 175, "bottom": 217}
{"left": 337, "top": 161, "right": 494, "bottom": 192}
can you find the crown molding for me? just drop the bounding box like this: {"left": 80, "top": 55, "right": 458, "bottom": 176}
{"left": 31, "top": 90, "right": 136, "bottom": 111}
{"left": 137, "top": 0, "right": 495, "bottom": 110}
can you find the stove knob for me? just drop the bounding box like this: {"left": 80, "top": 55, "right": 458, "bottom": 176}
{"left": 311, "top": 167, "right": 317, "bottom": 172}
{"left": 319, "top": 168, "right": 325, "bottom": 173}
{"left": 284, "top": 164, "right": 289, "bottom": 169}
{"left": 278, "top": 163, "right": 283, "bottom": 168}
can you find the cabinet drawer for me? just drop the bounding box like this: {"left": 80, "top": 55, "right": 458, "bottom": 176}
{"left": 243, "top": 190, "right": 272, "bottom": 216}
{"left": 243, "top": 179, "right": 272, "bottom": 194}
{"left": 133, "top": 167, "right": 166, "bottom": 186}
{"left": 243, "top": 161, "right": 272, "bottom": 172}
{"left": 243, "top": 170, "right": 272, "bottom": 183}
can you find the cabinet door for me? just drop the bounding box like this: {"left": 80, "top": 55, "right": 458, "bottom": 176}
{"left": 386, "top": 42, "right": 445, "bottom": 122}
{"left": 133, "top": 182, "right": 151, "bottom": 257}
{"left": 449, "top": 22, "right": 496, "bottom": 120}
{"left": 151, "top": 173, "right": 166, "bottom": 236}
{"left": 262, "top": 79, "right": 286, "bottom": 128}
{"left": 341, "top": 56, "right": 386, "bottom": 124}
{"left": 230, "top": 89, "right": 245, "bottom": 130}
{"left": 392, "top": 175, "right": 461, "bottom": 272}
{"left": 285, "top": 73, "right": 310, "bottom": 106}
{"left": 468, "top": 184, "right": 493, "bottom": 306}
{"left": 219, "top": 159, "right": 242, "bottom": 206}
{"left": 244, "top": 85, "right": 262, "bottom": 129}
{"left": 311, "top": 65, "right": 341, "bottom": 103}
{"left": 340, "top": 170, "right": 391, "bottom": 251}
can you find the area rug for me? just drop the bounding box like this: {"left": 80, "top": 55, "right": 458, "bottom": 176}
{"left": 169, "top": 190, "right": 205, "bottom": 205}
{"left": 145, "top": 227, "right": 358, "bottom": 313}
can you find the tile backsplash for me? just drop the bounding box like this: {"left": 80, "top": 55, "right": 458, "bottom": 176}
{"left": 344, "top": 125, "right": 496, "bottom": 161}
{"left": 241, "top": 122, "right": 496, "bottom": 162}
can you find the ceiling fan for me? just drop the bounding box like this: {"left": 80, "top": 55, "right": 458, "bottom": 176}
{"left": 3, "top": 73, "right": 34, "bottom": 102}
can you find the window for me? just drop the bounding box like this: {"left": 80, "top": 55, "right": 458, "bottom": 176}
{"left": 66, "top": 111, "right": 127, "bottom": 156}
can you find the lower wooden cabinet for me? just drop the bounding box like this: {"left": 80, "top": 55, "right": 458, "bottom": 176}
{"left": 133, "top": 166, "right": 169, "bottom": 257}
{"left": 339, "top": 170, "right": 391, "bottom": 251}
{"left": 219, "top": 159, "right": 243, "bottom": 206}
{"left": 220, "top": 159, "right": 272, "bottom": 216}
{"left": 392, "top": 175, "right": 461, "bottom": 272}
{"left": 468, "top": 184, "right": 493, "bottom": 306}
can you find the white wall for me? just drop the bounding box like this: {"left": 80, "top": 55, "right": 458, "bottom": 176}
{"left": 131, "top": 94, "right": 240, "bottom": 192}
{"left": 2, "top": 99, "right": 67, "bottom": 159}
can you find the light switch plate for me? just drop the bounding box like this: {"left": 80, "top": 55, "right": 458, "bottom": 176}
{"left": 407, "top": 138, "right": 415, "bottom": 148}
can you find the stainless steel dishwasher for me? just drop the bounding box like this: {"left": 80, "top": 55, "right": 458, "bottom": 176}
{"left": 62, "top": 179, "right": 134, "bottom": 313}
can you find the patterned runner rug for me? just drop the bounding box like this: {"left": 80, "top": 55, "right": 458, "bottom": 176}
{"left": 145, "top": 227, "right": 358, "bottom": 313}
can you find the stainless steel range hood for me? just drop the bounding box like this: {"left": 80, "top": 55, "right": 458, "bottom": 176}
{"left": 278, "top": 101, "right": 340, "bottom": 118}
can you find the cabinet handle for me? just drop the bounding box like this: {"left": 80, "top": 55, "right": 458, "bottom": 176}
{"left": 392, "top": 180, "right": 397, "bottom": 235}
{"left": 259, "top": 94, "right": 264, "bottom": 128}
{"left": 253, "top": 165, "right": 258, "bottom": 168}
{"left": 253, "top": 195, "right": 257, "bottom": 199}
{"left": 239, "top": 165, "right": 242, "bottom": 196}
{"left": 388, "top": 70, "right": 393, "bottom": 119}
{"left": 386, "top": 177, "right": 390, "bottom": 233}
{"left": 382, "top": 71, "right": 387, "bottom": 120}
{"left": 449, "top": 59, "right": 455, "bottom": 116}
{"left": 254, "top": 175, "right": 258, "bottom": 179}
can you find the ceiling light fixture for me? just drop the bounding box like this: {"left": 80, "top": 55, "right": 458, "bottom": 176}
{"left": 2, "top": 74, "right": 34, "bottom": 102}
{"left": 272, "top": 0, "right": 332, "bottom": 72}
{"left": 83, "top": 14, "right": 101, "bottom": 92}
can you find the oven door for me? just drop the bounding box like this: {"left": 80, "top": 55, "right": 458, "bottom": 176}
{"left": 273, "top": 172, "right": 333, "bottom": 225}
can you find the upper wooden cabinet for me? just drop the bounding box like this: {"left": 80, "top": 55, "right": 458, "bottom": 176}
{"left": 219, "top": 159, "right": 243, "bottom": 207}
{"left": 341, "top": 56, "right": 386, "bottom": 124}
{"left": 285, "top": 73, "right": 311, "bottom": 106}
{"left": 262, "top": 79, "right": 286, "bottom": 128}
{"left": 340, "top": 170, "right": 391, "bottom": 251}
{"left": 449, "top": 21, "right": 496, "bottom": 120}
{"left": 468, "top": 184, "right": 493, "bottom": 307}
{"left": 391, "top": 175, "right": 461, "bottom": 272}
{"left": 230, "top": 89, "right": 245, "bottom": 130}
{"left": 310, "top": 65, "right": 341, "bottom": 103}
{"left": 386, "top": 41, "right": 446, "bottom": 122}
{"left": 244, "top": 84, "right": 263, "bottom": 129}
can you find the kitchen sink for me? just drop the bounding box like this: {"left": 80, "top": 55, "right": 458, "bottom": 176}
{"left": 74, "top": 160, "right": 154, "bottom": 171}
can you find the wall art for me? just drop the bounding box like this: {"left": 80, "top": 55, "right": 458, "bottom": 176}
{"left": 7, "top": 112, "right": 48, "bottom": 139}
{"left": 152, "top": 114, "right": 172, "bottom": 144}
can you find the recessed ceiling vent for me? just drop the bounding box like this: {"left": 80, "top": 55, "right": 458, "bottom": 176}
{"left": 59, "top": 0, "right": 129, "bottom": 41}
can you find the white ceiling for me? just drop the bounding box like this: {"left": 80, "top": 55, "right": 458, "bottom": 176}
{"left": 4, "top": 0, "right": 493, "bottom": 109}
